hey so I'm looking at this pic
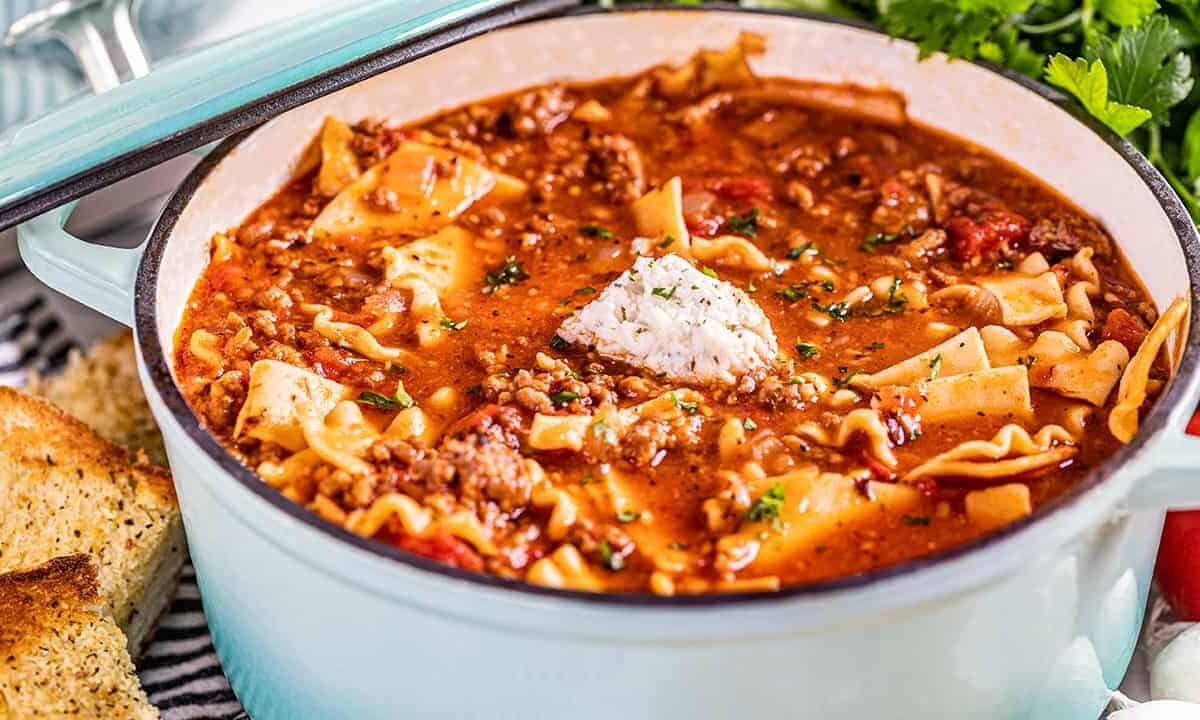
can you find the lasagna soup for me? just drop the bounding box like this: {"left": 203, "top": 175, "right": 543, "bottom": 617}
{"left": 175, "top": 36, "right": 1186, "bottom": 594}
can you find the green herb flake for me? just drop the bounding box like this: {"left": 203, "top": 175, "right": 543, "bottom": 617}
{"left": 580, "top": 224, "right": 615, "bottom": 240}
{"left": 651, "top": 286, "right": 678, "bottom": 300}
{"left": 903, "top": 514, "right": 931, "bottom": 526}
{"left": 598, "top": 539, "right": 625, "bottom": 571}
{"left": 745, "top": 483, "right": 786, "bottom": 522}
{"left": 671, "top": 392, "right": 699, "bottom": 415}
{"left": 440, "top": 316, "right": 468, "bottom": 331}
{"left": 616, "top": 509, "right": 641, "bottom": 523}
{"left": 355, "top": 381, "right": 416, "bottom": 412}
{"left": 860, "top": 231, "right": 902, "bottom": 253}
{"left": 994, "top": 258, "right": 1015, "bottom": 270}
{"left": 929, "top": 353, "right": 943, "bottom": 381}
{"left": 786, "top": 241, "right": 814, "bottom": 260}
{"left": 867, "top": 342, "right": 885, "bottom": 351}
{"left": 794, "top": 340, "right": 820, "bottom": 359}
{"left": 743, "top": 417, "right": 758, "bottom": 431}
{"left": 549, "top": 335, "right": 571, "bottom": 351}
{"left": 821, "top": 280, "right": 836, "bottom": 292}
{"left": 812, "top": 300, "right": 851, "bottom": 321}
{"left": 483, "top": 255, "right": 529, "bottom": 291}
{"left": 701, "top": 266, "right": 720, "bottom": 280}
{"left": 726, "top": 207, "right": 760, "bottom": 238}
{"left": 550, "top": 390, "right": 582, "bottom": 405}
{"left": 659, "top": 235, "right": 676, "bottom": 249}
{"left": 833, "top": 369, "right": 862, "bottom": 389}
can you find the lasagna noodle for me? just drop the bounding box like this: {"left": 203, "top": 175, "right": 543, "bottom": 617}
{"left": 1109, "top": 295, "right": 1189, "bottom": 443}
{"left": 793, "top": 408, "right": 897, "bottom": 467}
{"left": 631, "top": 176, "right": 690, "bottom": 251}
{"left": 978, "top": 272, "right": 1068, "bottom": 325}
{"left": 853, "top": 327, "right": 989, "bottom": 389}
{"left": 233, "top": 360, "right": 351, "bottom": 451}
{"left": 304, "top": 304, "right": 415, "bottom": 364}
{"left": 903, "top": 424, "right": 1076, "bottom": 482}
{"left": 917, "top": 366, "right": 1032, "bottom": 423}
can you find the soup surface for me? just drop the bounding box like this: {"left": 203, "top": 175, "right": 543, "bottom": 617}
{"left": 174, "top": 35, "right": 1180, "bottom": 594}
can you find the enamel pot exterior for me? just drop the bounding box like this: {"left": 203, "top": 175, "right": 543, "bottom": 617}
{"left": 21, "top": 8, "right": 1200, "bottom": 720}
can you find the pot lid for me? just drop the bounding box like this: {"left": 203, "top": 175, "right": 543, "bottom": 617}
{"left": 0, "top": 0, "right": 577, "bottom": 231}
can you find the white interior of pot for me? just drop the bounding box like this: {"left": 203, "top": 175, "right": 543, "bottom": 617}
{"left": 157, "top": 10, "right": 1188, "bottom": 367}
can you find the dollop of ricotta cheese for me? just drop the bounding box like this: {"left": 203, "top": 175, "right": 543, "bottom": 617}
{"left": 557, "top": 254, "right": 777, "bottom": 385}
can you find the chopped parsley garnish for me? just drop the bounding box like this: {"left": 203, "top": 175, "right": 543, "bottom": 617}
{"left": 550, "top": 390, "right": 582, "bottom": 405}
{"left": 812, "top": 300, "right": 851, "bottom": 321}
{"left": 929, "top": 353, "right": 943, "bottom": 381}
{"left": 616, "top": 509, "right": 641, "bottom": 523}
{"left": 860, "top": 231, "right": 904, "bottom": 253}
{"left": 821, "top": 280, "right": 836, "bottom": 292}
{"left": 745, "top": 483, "right": 785, "bottom": 522}
{"left": 659, "top": 235, "right": 676, "bottom": 249}
{"left": 668, "top": 541, "right": 688, "bottom": 551}
{"left": 483, "top": 256, "right": 529, "bottom": 291}
{"left": 580, "top": 224, "right": 614, "bottom": 239}
{"left": 672, "top": 393, "right": 699, "bottom": 415}
{"left": 746, "top": 280, "right": 759, "bottom": 293}
{"left": 742, "top": 417, "right": 758, "bottom": 431}
{"left": 832, "top": 369, "right": 862, "bottom": 388}
{"left": 884, "top": 276, "right": 908, "bottom": 314}
{"left": 995, "top": 258, "right": 1015, "bottom": 270}
{"left": 701, "top": 266, "right": 720, "bottom": 280}
{"left": 598, "top": 540, "right": 625, "bottom": 571}
{"left": 867, "top": 342, "right": 885, "bottom": 351}
{"left": 776, "top": 283, "right": 810, "bottom": 302}
{"left": 726, "top": 207, "right": 759, "bottom": 238}
{"left": 355, "top": 382, "right": 415, "bottom": 411}
{"left": 440, "top": 316, "right": 468, "bottom": 331}
{"left": 903, "top": 514, "right": 931, "bottom": 526}
{"left": 794, "top": 340, "right": 820, "bottom": 359}
{"left": 549, "top": 335, "right": 571, "bottom": 351}
{"left": 786, "top": 241, "right": 814, "bottom": 260}
{"left": 574, "top": 286, "right": 597, "bottom": 296}
{"left": 651, "top": 286, "right": 678, "bottom": 300}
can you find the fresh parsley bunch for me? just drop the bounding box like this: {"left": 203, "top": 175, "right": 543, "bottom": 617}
{"left": 612, "top": 0, "right": 1200, "bottom": 218}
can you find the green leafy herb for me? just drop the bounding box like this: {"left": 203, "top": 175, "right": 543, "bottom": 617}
{"left": 616, "top": 509, "right": 641, "bottom": 523}
{"left": 860, "top": 231, "right": 904, "bottom": 253}
{"left": 1045, "top": 55, "right": 1155, "bottom": 135}
{"left": 746, "top": 280, "right": 759, "bottom": 293}
{"left": 867, "top": 342, "right": 885, "bottom": 351}
{"left": 483, "top": 256, "right": 529, "bottom": 291}
{"left": 786, "top": 241, "right": 814, "bottom": 260}
{"left": 795, "top": 340, "right": 820, "bottom": 359}
{"left": 726, "top": 207, "right": 760, "bottom": 238}
{"left": 651, "top": 286, "right": 678, "bottom": 300}
{"left": 574, "top": 286, "right": 597, "bottom": 296}
{"left": 701, "top": 266, "right": 720, "bottom": 279}
{"left": 776, "top": 283, "right": 811, "bottom": 302}
{"left": 550, "top": 390, "right": 582, "bottom": 405}
{"left": 672, "top": 392, "right": 699, "bottom": 415}
{"left": 821, "top": 280, "right": 836, "bottom": 292}
{"left": 549, "top": 335, "right": 571, "bottom": 351}
{"left": 903, "top": 514, "right": 932, "bottom": 526}
{"left": 995, "top": 258, "right": 1015, "bottom": 270}
{"left": 743, "top": 417, "right": 758, "bottom": 431}
{"left": 440, "top": 316, "right": 468, "bottom": 331}
{"left": 929, "top": 352, "right": 944, "bottom": 380}
{"left": 746, "top": 483, "right": 786, "bottom": 522}
{"left": 355, "top": 382, "right": 415, "bottom": 411}
{"left": 812, "top": 300, "right": 851, "bottom": 321}
{"left": 660, "top": 235, "right": 676, "bottom": 248}
{"left": 580, "top": 224, "right": 615, "bottom": 239}
{"left": 598, "top": 540, "right": 625, "bottom": 571}
{"left": 884, "top": 277, "right": 909, "bottom": 314}
{"left": 833, "top": 369, "right": 862, "bottom": 388}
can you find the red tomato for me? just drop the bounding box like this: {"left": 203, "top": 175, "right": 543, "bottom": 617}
{"left": 1156, "top": 410, "right": 1200, "bottom": 621}
{"left": 397, "top": 533, "right": 484, "bottom": 572}
{"left": 707, "top": 175, "right": 772, "bottom": 200}
{"left": 945, "top": 209, "right": 1030, "bottom": 261}
{"left": 685, "top": 212, "right": 722, "bottom": 237}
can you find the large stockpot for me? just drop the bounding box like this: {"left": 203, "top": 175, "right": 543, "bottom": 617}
{"left": 18, "top": 7, "right": 1200, "bottom": 719}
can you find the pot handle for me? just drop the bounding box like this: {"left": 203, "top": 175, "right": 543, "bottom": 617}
{"left": 1126, "top": 410, "right": 1200, "bottom": 511}
{"left": 16, "top": 203, "right": 143, "bottom": 327}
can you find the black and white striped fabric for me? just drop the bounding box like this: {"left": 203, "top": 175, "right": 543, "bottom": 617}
{"left": 0, "top": 244, "right": 249, "bottom": 720}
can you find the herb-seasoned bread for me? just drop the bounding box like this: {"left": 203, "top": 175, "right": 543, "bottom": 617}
{"left": 0, "top": 387, "right": 184, "bottom": 653}
{"left": 0, "top": 555, "right": 159, "bottom": 719}
{"left": 27, "top": 331, "right": 167, "bottom": 466}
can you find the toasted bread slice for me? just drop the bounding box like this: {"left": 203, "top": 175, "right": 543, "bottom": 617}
{"left": 0, "top": 387, "right": 184, "bottom": 653}
{"left": 0, "top": 555, "right": 159, "bottom": 719}
{"left": 27, "top": 331, "right": 167, "bottom": 466}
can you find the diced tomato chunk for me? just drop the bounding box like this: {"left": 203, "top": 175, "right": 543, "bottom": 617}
{"left": 685, "top": 212, "right": 722, "bottom": 237}
{"left": 1101, "top": 308, "right": 1149, "bottom": 355}
{"left": 945, "top": 209, "right": 1030, "bottom": 261}
{"left": 207, "top": 260, "right": 244, "bottom": 294}
{"left": 310, "top": 346, "right": 352, "bottom": 377}
{"left": 707, "top": 175, "right": 772, "bottom": 200}
{"left": 397, "top": 532, "right": 484, "bottom": 572}
{"left": 861, "top": 450, "right": 897, "bottom": 483}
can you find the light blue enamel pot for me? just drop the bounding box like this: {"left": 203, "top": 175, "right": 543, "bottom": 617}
{"left": 16, "top": 6, "right": 1200, "bottom": 719}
